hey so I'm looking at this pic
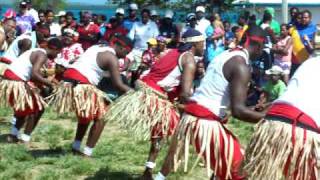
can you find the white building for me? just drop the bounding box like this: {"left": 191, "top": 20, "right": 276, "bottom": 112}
{"left": 233, "top": 0, "right": 320, "bottom": 24}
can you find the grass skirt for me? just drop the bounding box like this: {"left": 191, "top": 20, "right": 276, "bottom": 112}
{"left": 104, "top": 80, "right": 180, "bottom": 140}
{"left": 47, "top": 82, "right": 112, "bottom": 120}
{"left": 244, "top": 119, "right": 320, "bottom": 180}
{"left": 173, "top": 114, "right": 243, "bottom": 179}
{"left": 0, "top": 79, "right": 47, "bottom": 112}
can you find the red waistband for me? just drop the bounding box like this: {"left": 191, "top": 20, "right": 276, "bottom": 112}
{"left": 63, "top": 68, "right": 90, "bottom": 84}
{"left": 141, "top": 79, "right": 166, "bottom": 94}
{"left": 267, "top": 103, "right": 318, "bottom": 130}
{"left": 3, "top": 69, "right": 23, "bottom": 81}
{"left": 0, "top": 57, "right": 12, "bottom": 64}
{"left": 184, "top": 101, "right": 221, "bottom": 121}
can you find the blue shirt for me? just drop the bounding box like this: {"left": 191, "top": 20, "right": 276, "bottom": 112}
{"left": 296, "top": 22, "right": 317, "bottom": 47}
{"left": 123, "top": 17, "right": 139, "bottom": 32}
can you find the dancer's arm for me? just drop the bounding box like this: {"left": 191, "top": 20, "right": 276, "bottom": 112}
{"left": 225, "top": 56, "right": 266, "bottom": 123}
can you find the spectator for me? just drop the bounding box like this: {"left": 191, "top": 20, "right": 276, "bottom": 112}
{"left": 15, "top": 1, "right": 35, "bottom": 35}
{"left": 150, "top": 10, "right": 160, "bottom": 26}
{"left": 272, "top": 24, "right": 293, "bottom": 84}
{"left": 127, "top": 8, "right": 159, "bottom": 86}
{"left": 291, "top": 10, "right": 317, "bottom": 76}
{"left": 0, "top": 18, "right": 16, "bottom": 57}
{"left": 77, "top": 12, "right": 100, "bottom": 50}
{"left": 237, "top": 13, "right": 249, "bottom": 41}
{"left": 65, "top": 12, "right": 77, "bottom": 30}
{"left": 289, "top": 7, "right": 299, "bottom": 27}
{"left": 159, "top": 10, "right": 180, "bottom": 48}
{"left": 25, "top": 0, "right": 39, "bottom": 23}
{"left": 223, "top": 21, "right": 234, "bottom": 48}
{"left": 255, "top": 66, "right": 287, "bottom": 111}
{"left": 205, "top": 14, "right": 225, "bottom": 64}
{"left": 115, "top": 8, "right": 125, "bottom": 26}
{"left": 257, "top": 7, "right": 280, "bottom": 36}
{"left": 36, "top": 9, "right": 46, "bottom": 27}
{"left": 181, "top": 13, "right": 197, "bottom": 35}
{"left": 140, "top": 38, "right": 158, "bottom": 74}
{"left": 103, "top": 16, "right": 128, "bottom": 42}
{"left": 56, "top": 11, "right": 67, "bottom": 29}
{"left": 195, "top": 6, "right": 210, "bottom": 38}
{"left": 193, "top": 61, "right": 205, "bottom": 89}
{"left": 55, "top": 28, "right": 84, "bottom": 68}
{"left": 127, "top": 9, "right": 159, "bottom": 51}
{"left": 123, "top": 3, "right": 139, "bottom": 31}
{"left": 45, "top": 9, "right": 61, "bottom": 37}
{"left": 97, "top": 14, "right": 107, "bottom": 37}
{"left": 92, "top": 14, "right": 99, "bottom": 25}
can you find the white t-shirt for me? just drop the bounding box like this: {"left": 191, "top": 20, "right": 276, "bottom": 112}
{"left": 50, "top": 23, "right": 62, "bottom": 37}
{"left": 195, "top": 18, "right": 211, "bottom": 37}
{"left": 127, "top": 20, "right": 159, "bottom": 51}
{"left": 27, "top": 8, "right": 39, "bottom": 23}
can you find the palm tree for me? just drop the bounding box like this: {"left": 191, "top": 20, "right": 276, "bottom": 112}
{"left": 15, "top": 0, "right": 67, "bottom": 12}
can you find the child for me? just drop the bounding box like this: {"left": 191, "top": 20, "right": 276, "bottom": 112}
{"left": 255, "top": 66, "right": 287, "bottom": 111}
{"left": 272, "top": 24, "right": 293, "bottom": 84}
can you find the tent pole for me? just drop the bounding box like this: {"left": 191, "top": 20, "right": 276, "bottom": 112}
{"left": 282, "top": 0, "right": 288, "bottom": 23}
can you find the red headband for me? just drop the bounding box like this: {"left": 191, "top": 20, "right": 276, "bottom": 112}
{"left": 244, "top": 33, "right": 265, "bottom": 47}
{"left": 111, "top": 38, "right": 132, "bottom": 52}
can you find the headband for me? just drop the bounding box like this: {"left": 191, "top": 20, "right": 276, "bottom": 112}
{"left": 182, "top": 35, "right": 205, "bottom": 43}
{"left": 112, "top": 38, "right": 132, "bottom": 52}
{"left": 244, "top": 33, "right": 265, "bottom": 47}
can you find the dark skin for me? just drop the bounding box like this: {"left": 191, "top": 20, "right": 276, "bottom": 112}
{"left": 13, "top": 49, "right": 58, "bottom": 141}
{"left": 0, "top": 19, "right": 16, "bottom": 51}
{"left": 73, "top": 45, "right": 131, "bottom": 152}
{"left": 142, "top": 43, "right": 199, "bottom": 179}
{"left": 17, "top": 38, "right": 32, "bottom": 56}
{"left": 78, "top": 16, "right": 99, "bottom": 43}
{"left": 157, "top": 39, "right": 266, "bottom": 179}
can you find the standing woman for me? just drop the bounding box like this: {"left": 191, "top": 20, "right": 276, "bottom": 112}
{"left": 272, "top": 24, "right": 293, "bottom": 84}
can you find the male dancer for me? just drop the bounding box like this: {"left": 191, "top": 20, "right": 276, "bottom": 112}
{"left": 105, "top": 29, "right": 205, "bottom": 178}
{"left": 48, "top": 35, "right": 133, "bottom": 157}
{"left": 244, "top": 48, "right": 320, "bottom": 179}
{"left": 0, "top": 38, "right": 63, "bottom": 143}
{"left": 154, "top": 26, "right": 267, "bottom": 180}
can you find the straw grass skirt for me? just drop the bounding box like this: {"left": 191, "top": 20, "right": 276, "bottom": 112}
{"left": 172, "top": 113, "right": 244, "bottom": 179}
{"left": 244, "top": 119, "right": 320, "bottom": 180}
{"left": 47, "top": 82, "right": 112, "bottom": 122}
{"left": 0, "top": 62, "right": 8, "bottom": 76}
{"left": 0, "top": 79, "right": 47, "bottom": 113}
{"left": 105, "top": 80, "right": 180, "bottom": 140}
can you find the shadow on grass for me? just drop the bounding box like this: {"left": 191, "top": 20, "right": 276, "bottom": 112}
{"left": 0, "top": 134, "right": 12, "bottom": 144}
{"left": 29, "top": 148, "right": 67, "bottom": 158}
{"left": 85, "top": 167, "right": 140, "bottom": 180}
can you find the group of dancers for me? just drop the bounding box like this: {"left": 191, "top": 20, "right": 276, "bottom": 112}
{"left": 0, "top": 23, "right": 319, "bottom": 180}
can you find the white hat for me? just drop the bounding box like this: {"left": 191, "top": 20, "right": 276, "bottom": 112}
{"left": 196, "top": 6, "right": 206, "bottom": 13}
{"left": 55, "top": 11, "right": 66, "bottom": 17}
{"left": 151, "top": 10, "right": 158, "bottom": 16}
{"left": 116, "top": 8, "right": 125, "bottom": 15}
{"left": 164, "top": 10, "right": 174, "bottom": 19}
{"left": 129, "top": 3, "right": 138, "bottom": 10}
{"left": 265, "top": 65, "right": 284, "bottom": 75}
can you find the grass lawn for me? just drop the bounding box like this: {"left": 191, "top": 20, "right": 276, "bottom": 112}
{"left": 0, "top": 108, "right": 254, "bottom": 180}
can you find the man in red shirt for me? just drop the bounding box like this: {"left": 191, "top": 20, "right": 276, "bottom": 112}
{"left": 103, "top": 16, "right": 128, "bottom": 42}
{"left": 77, "top": 12, "right": 100, "bottom": 50}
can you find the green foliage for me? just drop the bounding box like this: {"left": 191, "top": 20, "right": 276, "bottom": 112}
{"left": 14, "top": 0, "right": 67, "bottom": 12}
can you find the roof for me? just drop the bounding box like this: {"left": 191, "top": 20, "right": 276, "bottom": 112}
{"left": 233, "top": 0, "right": 320, "bottom": 6}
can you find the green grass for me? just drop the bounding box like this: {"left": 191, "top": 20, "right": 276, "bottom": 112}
{"left": 0, "top": 108, "right": 254, "bottom": 179}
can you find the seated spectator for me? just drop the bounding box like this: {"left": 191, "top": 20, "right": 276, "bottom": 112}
{"left": 139, "top": 38, "right": 158, "bottom": 76}
{"left": 15, "top": 1, "right": 35, "bottom": 35}
{"left": 77, "top": 12, "right": 100, "bottom": 50}
{"left": 255, "top": 66, "right": 287, "bottom": 111}
{"left": 272, "top": 24, "right": 293, "bottom": 84}
{"left": 45, "top": 9, "right": 61, "bottom": 37}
